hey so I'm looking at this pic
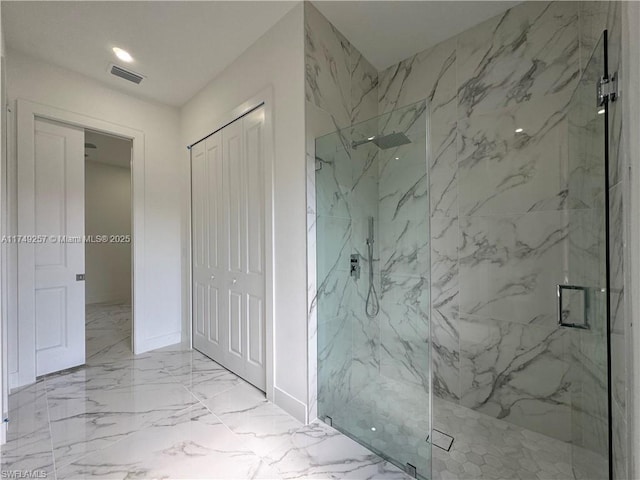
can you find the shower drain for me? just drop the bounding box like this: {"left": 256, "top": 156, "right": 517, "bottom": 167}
{"left": 427, "top": 429, "right": 454, "bottom": 452}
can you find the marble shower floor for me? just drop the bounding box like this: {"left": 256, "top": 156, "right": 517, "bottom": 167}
{"left": 323, "top": 375, "right": 576, "bottom": 480}
{"left": 432, "top": 399, "right": 575, "bottom": 480}
{"left": 1, "top": 303, "right": 410, "bottom": 480}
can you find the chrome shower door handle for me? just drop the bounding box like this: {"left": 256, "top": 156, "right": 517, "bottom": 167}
{"left": 557, "top": 284, "right": 589, "bottom": 329}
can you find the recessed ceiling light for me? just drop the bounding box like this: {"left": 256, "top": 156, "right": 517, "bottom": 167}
{"left": 367, "top": 136, "right": 375, "bottom": 141}
{"left": 515, "top": 128, "right": 524, "bottom": 133}
{"left": 112, "top": 47, "right": 133, "bottom": 63}
{"left": 371, "top": 427, "right": 376, "bottom": 431}
{"left": 395, "top": 157, "right": 400, "bottom": 160}
{"left": 598, "top": 108, "right": 605, "bottom": 115}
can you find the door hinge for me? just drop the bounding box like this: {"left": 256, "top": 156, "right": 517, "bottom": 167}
{"left": 76, "top": 274, "right": 85, "bottom": 281}
{"left": 597, "top": 73, "right": 618, "bottom": 106}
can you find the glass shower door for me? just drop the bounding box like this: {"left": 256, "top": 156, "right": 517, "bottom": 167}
{"left": 316, "top": 101, "right": 431, "bottom": 479}
{"left": 564, "top": 30, "right": 612, "bottom": 480}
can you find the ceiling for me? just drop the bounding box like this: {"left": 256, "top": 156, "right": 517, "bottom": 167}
{"left": 3, "top": 1, "right": 520, "bottom": 107}
{"left": 313, "top": 1, "right": 521, "bottom": 71}
{"left": 85, "top": 130, "right": 131, "bottom": 169}
{"left": 2, "top": 1, "right": 298, "bottom": 106}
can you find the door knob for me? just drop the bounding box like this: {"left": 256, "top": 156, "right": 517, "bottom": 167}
{"left": 210, "top": 274, "right": 215, "bottom": 280}
{"left": 232, "top": 278, "right": 237, "bottom": 284}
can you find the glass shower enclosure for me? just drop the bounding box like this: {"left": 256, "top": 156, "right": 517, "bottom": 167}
{"left": 315, "top": 27, "right": 615, "bottom": 480}
{"left": 315, "top": 100, "right": 431, "bottom": 478}
{"left": 565, "top": 30, "right": 613, "bottom": 480}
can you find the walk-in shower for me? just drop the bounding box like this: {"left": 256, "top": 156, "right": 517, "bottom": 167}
{"left": 316, "top": 100, "right": 431, "bottom": 477}
{"left": 311, "top": 1, "right": 621, "bottom": 478}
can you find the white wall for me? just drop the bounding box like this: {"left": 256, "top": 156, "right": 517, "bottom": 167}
{"left": 180, "top": 4, "right": 308, "bottom": 421}
{"left": 6, "top": 49, "right": 182, "bottom": 387}
{"left": 85, "top": 160, "right": 132, "bottom": 305}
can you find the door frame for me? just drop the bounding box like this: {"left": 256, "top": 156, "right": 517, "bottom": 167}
{"left": 12, "top": 98, "right": 144, "bottom": 388}
{"left": 187, "top": 87, "right": 275, "bottom": 402}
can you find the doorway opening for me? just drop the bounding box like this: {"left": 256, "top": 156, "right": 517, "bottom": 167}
{"left": 83, "top": 130, "right": 133, "bottom": 364}
{"left": 11, "top": 99, "right": 145, "bottom": 389}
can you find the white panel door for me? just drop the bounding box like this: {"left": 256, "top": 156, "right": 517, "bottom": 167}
{"left": 33, "top": 119, "right": 85, "bottom": 376}
{"left": 192, "top": 107, "right": 265, "bottom": 391}
{"left": 192, "top": 132, "right": 225, "bottom": 362}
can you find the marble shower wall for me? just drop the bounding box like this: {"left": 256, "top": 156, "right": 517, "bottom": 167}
{"left": 305, "top": 2, "right": 379, "bottom": 420}
{"left": 376, "top": 103, "right": 430, "bottom": 391}
{"left": 380, "top": 1, "right": 594, "bottom": 442}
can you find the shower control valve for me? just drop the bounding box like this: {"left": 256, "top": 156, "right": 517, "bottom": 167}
{"left": 350, "top": 254, "right": 360, "bottom": 280}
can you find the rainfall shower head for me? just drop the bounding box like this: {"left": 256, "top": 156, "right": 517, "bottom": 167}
{"left": 352, "top": 132, "right": 411, "bottom": 150}
{"left": 372, "top": 132, "right": 411, "bottom": 150}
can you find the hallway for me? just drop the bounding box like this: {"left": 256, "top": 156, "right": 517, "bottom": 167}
{"left": 0, "top": 305, "right": 410, "bottom": 479}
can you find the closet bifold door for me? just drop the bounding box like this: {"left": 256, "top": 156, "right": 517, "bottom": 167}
{"left": 192, "top": 132, "right": 224, "bottom": 364}
{"left": 192, "top": 106, "right": 266, "bottom": 392}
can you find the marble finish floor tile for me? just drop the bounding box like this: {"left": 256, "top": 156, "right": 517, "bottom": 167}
{"left": 85, "top": 303, "right": 134, "bottom": 366}
{"left": 204, "top": 381, "right": 305, "bottom": 457}
{"left": 2, "top": 303, "right": 405, "bottom": 480}
{"left": 0, "top": 380, "right": 55, "bottom": 478}
{"left": 56, "top": 404, "right": 281, "bottom": 480}
{"left": 263, "top": 421, "right": 410, "bottom": 479}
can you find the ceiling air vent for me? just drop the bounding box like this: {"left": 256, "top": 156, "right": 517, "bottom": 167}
{"left": 109, "top": 64, "right": 144, "bottom": 84}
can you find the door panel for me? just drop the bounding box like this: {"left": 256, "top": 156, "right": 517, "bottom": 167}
{"left": 208, "top": 286, "right": 219, "bottom": 344}
{"left": 225, "top": 123, "right": 244, "bottom": 275}
{"left": 228, "top": 290, "right": 242, "bottom": 358}
{"left": 34, "top": 119, "right": 85, "bottom": 376}
{"left": 34, "top": 131, "right": 66, "bottom": 267}
{"left": 565, "top": 31, "right": 611, "bottom": 480}
{"left": 35, "top": 287, "right": 65, "bottom": 350}
{"left": 194, "top": 281, "right": 206, "bottom": 337}
{"left": 192, "top": 135, "right": 225, "bottom": 362}
{"left": 246, "top": 120, "right": 263, "bottom": 276}
{"left": 247, "top": 294, "right": 263, "bottom": 366}
{"left": 240, "top": 108, "right": 266, "bottom": 386}
{"left": 207, "top": 140, "right": 221, "bottom": 271}
{"left": 191, "top": 142, "right": 208, "bottom": 270}
{"left": 192, "top": 106, "right": 266, "bottom": 391}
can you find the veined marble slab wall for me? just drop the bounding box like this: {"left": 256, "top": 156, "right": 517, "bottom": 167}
{"left": 305, "top": 2, "right": 378, "bottom": 422}
{"left": 379, "top": 1, "right": 586, "bottom": 442}
{"left": 376, "top": 103, "right": 430, "bottom": 391}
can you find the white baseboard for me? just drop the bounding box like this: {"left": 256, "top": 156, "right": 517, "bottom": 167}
{"left": 86, "top": 293, "right": 132, "bottom": 305}
{"left": 134, "top": 331, "right": 181, "bottom": 355}
{"left": 9, "top": 370, "right": 33, "bottom": 391}
{"left": 274, "top": 386, "right": 307, "bottom": 424}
